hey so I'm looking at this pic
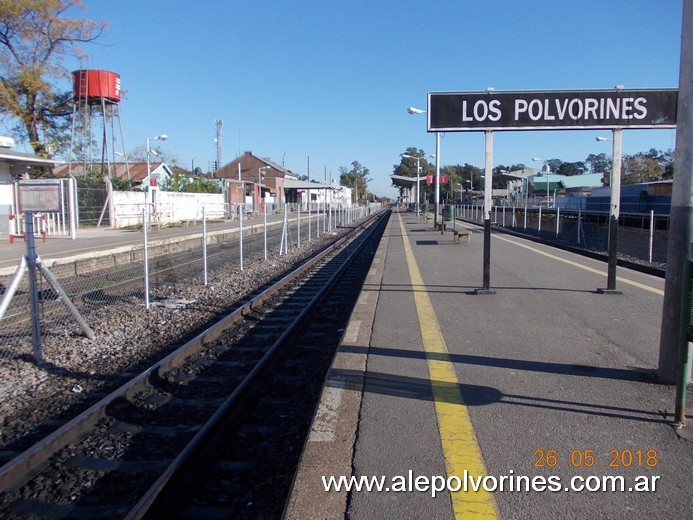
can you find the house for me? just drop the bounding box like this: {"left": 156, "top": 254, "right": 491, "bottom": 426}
{"left": 0, "top": 137, "right": 60, "bottom": 237}
{"left": 52, "top": 161, "right": 173, "bottom": 188}
{"left": 214, "top": 151, "right": 291, "bottom": 209}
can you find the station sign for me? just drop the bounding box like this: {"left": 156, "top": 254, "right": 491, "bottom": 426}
{"left": 428, "top": 88, "right": 678, "bottom": 132}
{"left": 17, "top": 180, "right": 63, "bottom": 212}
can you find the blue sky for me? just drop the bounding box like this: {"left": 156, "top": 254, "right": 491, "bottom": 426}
{"left": 45, "top": 0, "right": 684, "bottom": 197}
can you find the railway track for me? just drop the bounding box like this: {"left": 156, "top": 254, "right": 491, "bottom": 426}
{"left": 0, "top": 209, "right": 389, "bottom": 519}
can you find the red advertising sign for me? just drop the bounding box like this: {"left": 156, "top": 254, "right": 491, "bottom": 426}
{"left": 426, "top": 174, "right": 450, "bottom": 185}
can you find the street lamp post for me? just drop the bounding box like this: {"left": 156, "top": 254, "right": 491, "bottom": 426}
{"left": 258, "top": 165, "right": 270, "bottom": 214}
{"left": 532, "top": 157, "right": 551, "bottom": 206}
{"left": 146, "top": 134, "right": 167, "bottom": 205}
{"left": 595, "top": 133, "right": 623, "bottom": 294}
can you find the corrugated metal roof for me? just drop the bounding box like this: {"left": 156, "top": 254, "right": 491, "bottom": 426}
{"left": 0, "top": 149, "right": 59, "bottom": 166}
{"left": 284, "top": 179, "right": 332, "bottom": 190}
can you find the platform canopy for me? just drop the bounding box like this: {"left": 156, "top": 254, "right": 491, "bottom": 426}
{"left": 283, "top": 179, "right": 333, "bottom": 190}
{"left": 390, "top": 174, "right": 425, "bottom": 189}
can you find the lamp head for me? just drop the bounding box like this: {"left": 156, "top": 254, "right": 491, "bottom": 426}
{"left": 407, "top": 106, "right": 426, "bottom": 115}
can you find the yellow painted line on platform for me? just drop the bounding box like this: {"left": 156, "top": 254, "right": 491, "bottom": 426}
{"left": 398, "top": 214, "right": 498, "bottom": 519}
{"left": 492, "top": 233, "right": 664, "bottom": 296}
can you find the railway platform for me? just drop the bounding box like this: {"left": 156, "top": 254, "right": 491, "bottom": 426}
{"left": 0, "top": 212, "right": 288, "bottom": 273}
{"left": 285, "top": 209, "right": 693, "bottom": 519}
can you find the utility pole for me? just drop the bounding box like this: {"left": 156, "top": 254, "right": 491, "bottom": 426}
{"left": 659, "top": 0, "right": 692, "bottom": 388}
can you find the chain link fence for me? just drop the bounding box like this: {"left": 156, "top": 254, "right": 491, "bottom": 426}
{"left": 0, "top": 203, "right": 381, "bottom": 363}
{"left": 454, "top": 203, "right": 668, "bottom": 268}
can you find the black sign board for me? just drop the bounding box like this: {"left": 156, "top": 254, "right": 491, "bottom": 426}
{"left": 428, "top": 89, "right": 678, "bottom": 131}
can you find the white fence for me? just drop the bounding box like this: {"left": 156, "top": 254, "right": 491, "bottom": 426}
{"left": 110, "top": 191, "right": 227, "bottom": 228}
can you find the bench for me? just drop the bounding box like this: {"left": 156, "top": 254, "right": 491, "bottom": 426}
{"left": 434, "top": 221, "right": 446, "bottom": 231}
{"left": 452, "top": 228, "right": 472, "bottom": 244}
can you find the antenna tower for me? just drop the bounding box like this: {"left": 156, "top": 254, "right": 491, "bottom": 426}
{"left": 214, "top": 119, "right": 223, "bottom": 167}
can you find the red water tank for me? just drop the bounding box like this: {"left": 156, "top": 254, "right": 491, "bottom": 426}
{"left": 72, "top": 70, "right": 121, "bottom": 104}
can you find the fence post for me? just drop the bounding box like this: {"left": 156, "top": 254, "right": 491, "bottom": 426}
{"left": 524, "top": 204, "right": 527, "bottom": 230}
{"left": 649, "top": 210, "right": 655, "bottom": 264}
{"left": 143, "top": 207, "right": 150, "bottom": 309}
{"left": 24, "top": 211, "right": 43, "bottom": 363}
{"left": 203, "top": 206, "right": 208, "bottom": 285}
{"left": 239, "top": 204, "right": 244, "bottom": 271}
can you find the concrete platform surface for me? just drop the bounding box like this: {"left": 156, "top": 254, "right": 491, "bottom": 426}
{"left": 285, "top": 209, "right": 692, "bottom": 520}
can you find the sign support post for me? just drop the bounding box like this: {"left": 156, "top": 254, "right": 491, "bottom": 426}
{"left": 427, "top": 87, "right": 677, "bottom": 296}
{"left": 476, "top": 130, "right": 496, "bottom": 295}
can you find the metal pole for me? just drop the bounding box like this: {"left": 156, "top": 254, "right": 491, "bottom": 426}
{"left": 416, "top": 163, "right": 420, "bottom": 217}
{"left": 649, "top": 210, "right": 655, "bottom": 264}
{"left": 239, "top": 203, "right": 244, "bottom": 271}
{"left": 143, "top": 207, "right": 150, "bottom": 309}
{"left": 25, "top": 211, "right": 43, "bottom": 362}
{"left": 308, "top": 191, "right": 312, "bottom": 241}
{"left": 202, "top": 206, "right": 208, "bottom": 285}
{"left": 38, "top": 263, "right": 95, "bottom": 340}
{"left": 675, "top": 258, "right": 691, "bottom": 425}
{"left": 660, "top": 0, "right": 693, "bottom": 384}
{"left": 434, "top": 132, "right": 440, "bottom": 226}
{"left": 599, "top": 127, "right": 623, "bottom": 294}
{"left": 0, "top": 256, "right": 26, "bottom": 321}
{"left": 68, "top": 177, "right": 77, "bottom": 239}
{"left": 476, "top": 131, "right": 495, "bottom": 295}
{"left": 263, "top": 202, "right": 267, "bottom": 260}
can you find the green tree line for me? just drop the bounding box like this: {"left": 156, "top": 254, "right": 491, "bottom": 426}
{"left": 393, "top": 146, "right": 674, "bottom": 202}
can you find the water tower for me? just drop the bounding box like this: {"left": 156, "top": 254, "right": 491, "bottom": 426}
{"left": 68, "top": 69, "right": 129, "bottom": 180}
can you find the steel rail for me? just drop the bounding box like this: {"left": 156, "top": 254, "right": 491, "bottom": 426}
{"left": 0, "top": 211, "right": 383, "bottom": 496}
{"left": 126, "top": 211, "right": 387, "bottom": 518}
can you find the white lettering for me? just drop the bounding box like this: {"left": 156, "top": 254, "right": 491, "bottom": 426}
{"left": 488, "top": 99, "right": 502, "bottom": 121}
{"left": 543, "top": 99, "right": 555, "bottom": 120}
{"left": 606, "top": 98, "right": 620, "bottom": 119}
{"left": 514, "top": 99, "right": 528, "bottom": 120}
{"left": 622, "top": 97, "right": 634, "bottom": 119}
{"left": 555, "top": 98, "right": 569, "bottom": 119}
{"left": 568, "top": 98, "right": 583, "bottom": 119}
{"left": 473, "top": 100, "right": 489, "bottom": 120}
{"left": 633, "top": 97, "right": 647, "bottom": 120}
{"left": 461, "top": 100, "right": 474, "bottom": 122}
{"left": 528, "top": 99, "right": 543, "bottom": 120}
{"left": 584, "top": 98, "right": 599, "bottom": 120}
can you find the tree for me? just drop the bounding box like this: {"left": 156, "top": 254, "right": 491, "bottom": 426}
{"left": 160, "top": 169, "right": 221, "bottom": 193}
{"left": 127, "top": 144, "right": 179, "bottom": 167}
{"left": 339, "top": 160, "right": 371, "bottom": 203}
{"left": 556, "top": 161, "right": 587, "bottom": 176}
{"left": 621, "top": 149, "right": 667, "bottom": 185}
{"left": 586, "top": 152, "right": 612, "bottom": 185}
{"left": 0, "top": 0, "right": 106, "bottom": 157}
{"left": 392, "top": 148, "right": 435, "bottom": 202}
{"left": 392, "top": 147, "right": 433, "bottom": 178}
